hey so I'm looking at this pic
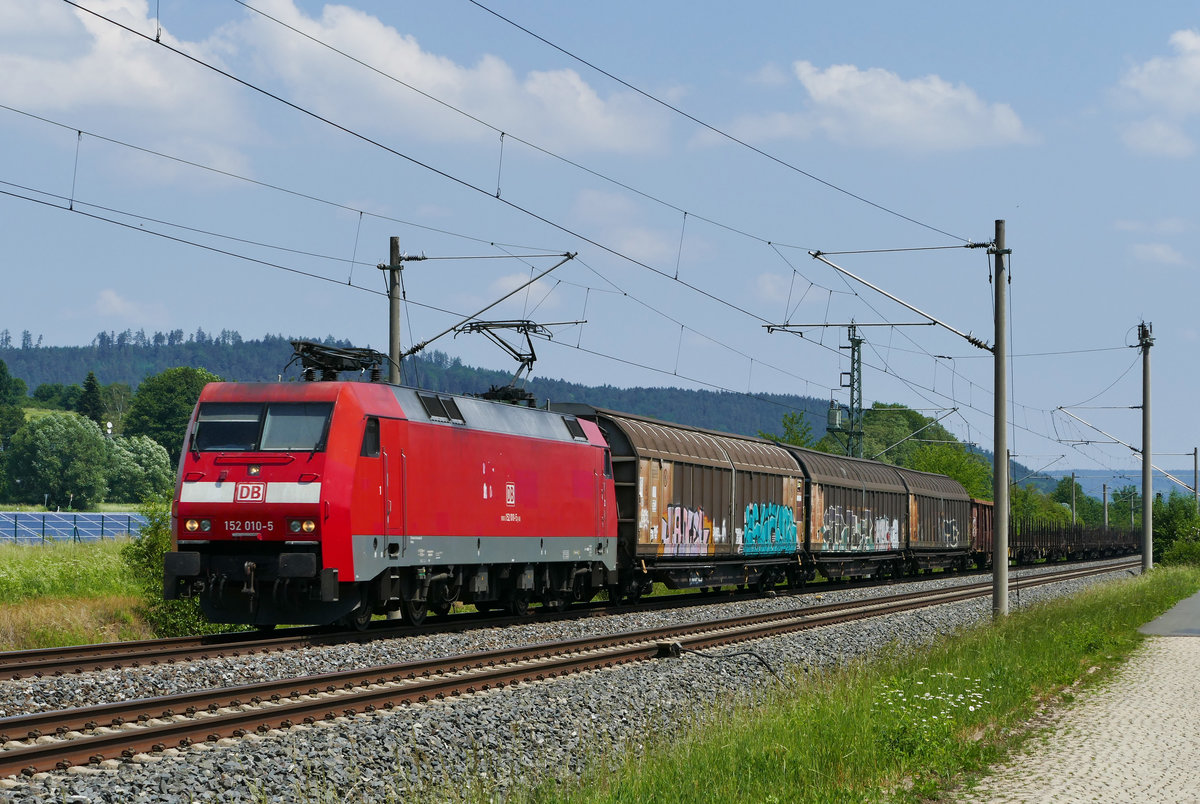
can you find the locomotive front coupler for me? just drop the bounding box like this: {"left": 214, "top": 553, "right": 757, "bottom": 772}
{"left": 241, "top": 562, "right": 262, "bottom": 616}
{"left": 242, "top": 561, "right": 258, "bottom": 595}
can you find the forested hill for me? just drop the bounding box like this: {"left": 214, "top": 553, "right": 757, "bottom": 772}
{"left": 0, "top": 329, "right": 827, "bottom": 439}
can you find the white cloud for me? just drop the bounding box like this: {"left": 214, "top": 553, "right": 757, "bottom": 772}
{"left": 1117, "top": 29, "right": 1200, "bottom": 157}
{"left": 1120, "top": 30, "right": 1200, "bottom": 116}
{"left": 754, "top": 272, "right": 791, "bottom": 302}
{"left": 0, "top": 0, "right": 253, "bottom": 168}
{"left": 724, "top": 61, "right": 1030, "bottom": 151}
{"left": 572, "top": 190, "right": 677, "bottom": 265}
{"left": 236, "top": 0, "right": 668, "bottom": 154}
{"left": 1130, "top": 243, "right": 1187, "bottom": 266}
{"left": 1120, "top": 118, "right": 1194, "bottom": 157}
{"left": 750, "top": 63, "right": 791, "bottom": 87}
{"left": 93, "top": 289, "right": 168, "bottom": 322}
{"left": 1114, "top": 217, "right": 1191, "bottom": 235}
{"left": 487, "top": 274, "right": 561, "bottom": 311}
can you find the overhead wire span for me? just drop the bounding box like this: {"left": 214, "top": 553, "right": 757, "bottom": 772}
{"left": 0, "top": 101, "right": 557, "bottom": 254}
{"left": 67, "top": 0, "right": 807, "bottom": 337}
{"left": 0, "top": 176, "right": 1036, "bottom": 439}
{"left": 231, "top": 0, "right": 813, "bottom": 251}
{"left": 464, "top": 0, "right": 967, "bottom": 242}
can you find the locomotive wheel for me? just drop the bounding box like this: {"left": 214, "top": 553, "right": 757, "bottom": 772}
{"left": 403, "top": 597, "right": 428, "bottom": 627}
{"left": 509, "top": 591, "right": 532, "bottom": 618}
{"left": 343, "top": 603, "right": 372, "bottom": 632}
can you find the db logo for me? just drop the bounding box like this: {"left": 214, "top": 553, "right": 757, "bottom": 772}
{"left": 235, "top": 482, "right": 267, "bottom": 503}
{"left": 505, "top": 482, "right": 516, "bottom": 506}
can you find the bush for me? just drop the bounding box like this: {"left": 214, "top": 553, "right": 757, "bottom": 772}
{"left": 120, "top": 494, "right": 228, "bottom": 636}
{"left": 1162, "top": 537, "right": 1200, "bottom": 566}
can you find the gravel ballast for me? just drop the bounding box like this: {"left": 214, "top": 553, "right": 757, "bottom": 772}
{"left": 0, "top": 561, "right": 1137, "bottom": 803}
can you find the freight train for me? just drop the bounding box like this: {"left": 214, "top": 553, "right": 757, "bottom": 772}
{"left": 163, "top": 345, "right": 1138, "bottom": 628}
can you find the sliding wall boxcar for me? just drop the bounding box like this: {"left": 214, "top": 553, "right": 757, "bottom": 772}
{"left": 895, "top": 466, "right": 972, "bottom": 569}
{"left": 788, "top": 448, "right": 909, "bottom": 573}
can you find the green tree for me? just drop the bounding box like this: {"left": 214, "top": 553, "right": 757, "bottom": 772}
{"left": 0, "top": 358, "right": 26, "bottom": 404}
{"left": 0, "top": 404, "right": 23, "bottom": 447}
{"left": 6, "top": 412, "right": 108, "bottom": 508}
{"left": 758, "top": 411, "right": 815, "bottom": 447}
{"left": 1107, "top": 484, "right": 1141, "bottom": 530}
{"left": 1050, "top": 476, "right": 1103, "bottom": 526}
{"left": 907, "top": 443, "right": 993, "bottom": 500}
{"left": 1152, "top": 491, "right": 1200, "bottom": 563}
{"left": 100, "top": 382, "right": 133, "bottom": 432}
{"left": 76, "top": 371, "right": 104, "bottom": 426}
{"left": 31, "top": 383, "right": 82, "bottom": 410}
{"left": 105, "top": 435, "right": 174, "bottom": 502}
{"left": 1010, "top": 483, "right": 1070, "bottom": 526}
{"left": 124, "top": 367, "right": 222, "bottom": 463}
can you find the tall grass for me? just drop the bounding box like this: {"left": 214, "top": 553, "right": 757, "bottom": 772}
{"left": 0, "top": 540, "right": 140, "bottom": 603}
{"left": 0, "top": 596, "right": 152, "bottom": 650}
{"left": 0, "top": 540, "right": 150, "bottom": 649}
{"left": 517, "top": 566, "right": 1200, "bottom": 804}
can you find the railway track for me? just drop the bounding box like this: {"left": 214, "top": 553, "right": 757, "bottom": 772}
{"left": 0, "top": 557, "right": 1132, "bottom": 680}
{"left": 0, "top": 559, "right": 1136, "bottom": 778}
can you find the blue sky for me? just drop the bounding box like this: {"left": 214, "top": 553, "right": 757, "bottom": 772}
{"left": 2, "top": 1, "right": 1199, "bottom": 484}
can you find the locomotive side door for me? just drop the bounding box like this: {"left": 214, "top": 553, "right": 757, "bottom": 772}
{"left": 379, "top": 418, "right": 406, "bottom": 554}
{"left": 353, "top": 417, "right": 386, "bottom": 539}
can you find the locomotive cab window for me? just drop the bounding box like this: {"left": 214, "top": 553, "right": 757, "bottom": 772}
{"left": 360, "top": 417, "right": 381, "bottom": 457}
{"left": 194, "top": 402, "right": 334, "bottom": 452}
{"left": 261, "top": 403, "right": 333, "bottom": 450}
{"left": 194, "top": 404, "right": 262, "bottom": 451}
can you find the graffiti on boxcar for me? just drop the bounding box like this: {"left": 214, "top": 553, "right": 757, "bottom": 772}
{"left": 816, "top": 505, "right": 900, "bottom": 552}
{"left": 941, "top": 517, "right": 960, "bottom": 548}
{"left": 739, "top": 502, "right": 798, "bottom": 555}
{"left": 643, "top": 504, "right": 729, "bottom": 556}
{"left": 664, "top": 504, "right": 708, "bottom": 555}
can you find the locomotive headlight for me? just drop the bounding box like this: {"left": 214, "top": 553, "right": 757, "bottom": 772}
{"left": 200, "top": 519, "right": 211, "bottom": 532}
{"left": 289, "top": 520, "right": 302, "bottom": 534}
{"left": 301, "top": 519, "right": 316, "bottom": 533}
{"left": 185, "top": 519, "right": 200, "bottom": 532}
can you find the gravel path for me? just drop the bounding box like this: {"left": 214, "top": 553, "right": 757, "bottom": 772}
{"left": 0, "top": 561, "right": 1135, "bottom": 803}
{"left": 951, "top": 637, "right": 1200, "bottom": 804}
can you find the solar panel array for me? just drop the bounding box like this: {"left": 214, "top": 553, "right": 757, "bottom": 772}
{"left": 0, "top": 512, "right": 147, "bottom": 545}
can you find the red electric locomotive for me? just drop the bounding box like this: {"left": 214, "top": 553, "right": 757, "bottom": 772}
{"left": 165, "top": 354, "right": 618, "bottom": 628}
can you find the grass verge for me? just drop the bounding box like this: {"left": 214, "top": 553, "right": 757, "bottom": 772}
{"left": 0, "top": 595, "right": 153, "bottom": 650}
{"left": 514, "top": 566, "right": 1200, "bottom": 804}
{"left": 0, "top": 540, "right": 140, "bottom": 603}
{"left": 0, "top": 540, "right": 151, "bottom": 649}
